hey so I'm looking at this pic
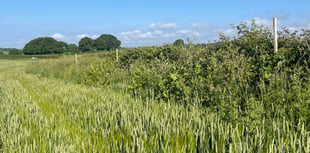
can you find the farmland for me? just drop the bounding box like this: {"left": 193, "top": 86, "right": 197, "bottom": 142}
{"left": 0, "top": 22, "right": 310, "bottom": 152}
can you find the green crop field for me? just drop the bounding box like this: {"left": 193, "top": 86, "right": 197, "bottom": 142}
{"left": 0, "top": 23, "right": 310, "bottom": 152}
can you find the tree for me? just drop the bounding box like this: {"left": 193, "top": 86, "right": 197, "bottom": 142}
{"left": 173, "top": 39, "right": 185, "bottom": 46}
{"left": 23, "top": 37, "right": 68, "bottom": 55}
{"left": 68, "top": 44, "right": 80, "bottom": 53}
{"left": 77, "top": 34, "right": 121, "bottom": 52}
{"left": 94, "top": 34, "right": 121, "bottom": 51}
{"left": 54, "top": 41, "right": 69, "bottom": 54}
{"left": 79, "top": 37, "right": 94, "bottom": 52}
{"left": 9, "top": 49, "right": 23, "bottom": 55}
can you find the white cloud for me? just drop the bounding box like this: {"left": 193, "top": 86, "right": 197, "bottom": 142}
{"left": 192, "top": 23, "right": 212, "bottom": 29}
{"left": 192, "top": 31, "right": 201, "bottom": 36}
{"left": 76, "top": 34, "right": 99, "bottom": 39}
{"left": 223, "top": 28, "right": 236, "bottom": 37}
{"left": 154, "top": 30, "right": 163, "bottom": 35}
{"left": 163, "top": 33, "right": 175, "bottom": 37}
{"left": 148, "top": 23, "right": 177, "bottom": 30}
{"left": 76, "top": 34, "right": 88, "bottom": 39}
{"left": 52, "top": 33, "right": 65, "bottom": 40}
{"left": 118, "top": 22, "right": 228, "bottom": 47}
{"left": 90, "top": 35, "right": 100, "bottom": 39}
{"left": 119, "top": 30, "right": 141, "bottom": 36}
{"left": 254, "top": 18, "right": 272, "bottom": 26}
{"left": 139, "top": 32, "right": 153, "bottom": 38}
{"left": 177, "top": 29, "right": 191, "bottom": 34}
{"left": 177, "top": 29, "right": 200, "bottom": 36}
{"left": 244, "top": 17, "right": 272, "bottom": 27}
{"left": 119, "top": 29, "right": 174, "bottom": 40}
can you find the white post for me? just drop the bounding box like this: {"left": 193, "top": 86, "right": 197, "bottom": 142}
{"left": 273, "top": 17, "right": 278, "bottom": 53}
{"left": 116, "top": 48, "right": 119, "bottom": 62}
{"left": 75, "top": 53, "right": 78, "bottom": 65}
{"left": 31, "top": 57, "right": 36, "bottom": 63}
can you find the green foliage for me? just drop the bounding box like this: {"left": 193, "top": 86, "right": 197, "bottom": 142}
{"left": 173, "top": 39, "right": 185, "bottom": 46}
{"left": 94, "top": 34, "right": 121, "bottom": 51}
{"left": 23, "top": 37, "right": 68, "bottom": 55}
{"left": 0, "top": 48, "right": 22, "bottom": 54}
{"left": 8, "top": 49, "right": 23, "bottom": 55}
{"left": 67, "top": 44, "right": 80, "bottom": 53}
{"left": 83, "top": 61, "right": 117, "bottom": 86}
{"left": 79, "top": 37, "right": 94, "bottom": 52}
{"left": 78, "top": 34, "right": 121, "bottom": 52}
{"left": 0, "top": 51, "right": 3, "bottom": 55}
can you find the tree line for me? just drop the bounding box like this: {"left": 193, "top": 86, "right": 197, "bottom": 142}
{"left": 0, "top": 48, "right": 23, "bottom": 55}
{"left": 2, "top": 34, "right": 186, "bottom": 55}
{"left": 23, "top": 34, "right": 121, "bottom": 55}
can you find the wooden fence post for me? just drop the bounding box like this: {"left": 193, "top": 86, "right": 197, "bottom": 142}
{"left": 75, "top": 53, "right": 78, "bottom": 65}
{"left": 273, "top": 17, "right": 278, "bottom": 53}
{"left": 116, "top": 48, "right": 119, "bottom": 62}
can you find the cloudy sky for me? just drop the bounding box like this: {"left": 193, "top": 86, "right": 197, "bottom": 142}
{"left": 0, "top": 0, "right": 309, "bottom": 48}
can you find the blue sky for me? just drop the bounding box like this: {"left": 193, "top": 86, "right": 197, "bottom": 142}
{"left": 0, "top": 0, "right": 309, "bottom": 48}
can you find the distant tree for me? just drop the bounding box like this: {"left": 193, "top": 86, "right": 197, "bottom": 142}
{"left": 78, "top": 34, "right": 121, "bottom": 52}
{"left": 0, "top": 48, "right": 23, "bottom": 54}
{"left": 94, "top": 34, "right": 121, "bottom": 51}
{"left": 54, "top": 41, "right": 69, "bottom": 54}
{"left": 9, "top": 49, "right": 23, "bottom": 55}
{"left": 68, "top": 44, "right": 80, "bottom": 53}
{"left": 79, "top": 37, "right": 94, "bottom": 52}
{"left": 173, "top": 39, "right": 185, "bottom": 46}
{"left": 23, "top": 37, "right": 68, "bottom": 55}
{"left": 0, "top": 51, "right": 3, "bottom": 55}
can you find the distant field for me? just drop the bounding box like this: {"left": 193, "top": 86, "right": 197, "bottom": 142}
{"left": 1, "top": 51, "right": 9, "bottom": 55}
{"left": 0, "top": 59, "right": 30, "bottom": 72}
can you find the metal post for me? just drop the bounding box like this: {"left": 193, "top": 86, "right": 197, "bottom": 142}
{"left": 273, "top": 17, "right": 278, "bottom": 53}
